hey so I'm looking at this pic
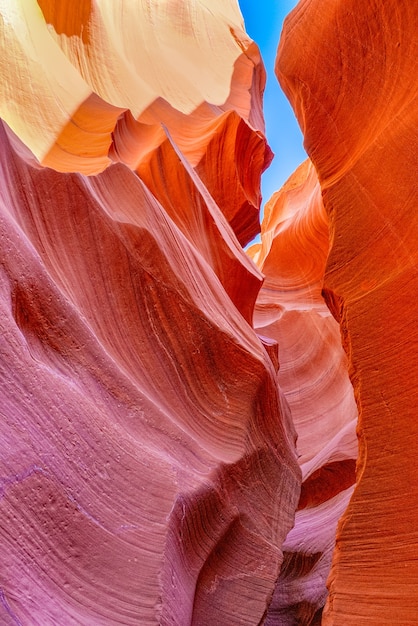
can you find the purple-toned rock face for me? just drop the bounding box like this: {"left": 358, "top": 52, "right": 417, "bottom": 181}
{"left": 0, "top": 0, "right": 417, "bottom": 624}
{"left": 0, "top": 118, "right": 300, "bottom": 623}
{"left": 0, "top": 3, "right": 297, "bottom": 622}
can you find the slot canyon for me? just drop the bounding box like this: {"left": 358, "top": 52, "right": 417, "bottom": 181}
{"left": 0, "top": 1, "right": 417, "bottom": 624}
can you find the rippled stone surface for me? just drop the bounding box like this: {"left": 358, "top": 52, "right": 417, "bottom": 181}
{"left": 0, "top": 2, "right": 298, "bottom": 623}
{"left": 1, "top": 0, "right": 416, "bottom": 623}
{"left": 277, "top": 0, "right": 418, "bottom": 623}
{"left": 248, "top": 161, "right": 357, "bottom": 623}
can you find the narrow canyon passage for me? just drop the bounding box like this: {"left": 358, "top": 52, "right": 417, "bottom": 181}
{"left": 248, "top": 160, "right": 358, "bottom": 623}
{"left": 0, "top": 1, "right": 416, "bottom": 625}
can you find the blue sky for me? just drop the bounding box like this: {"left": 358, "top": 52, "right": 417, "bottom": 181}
{"left": 238, "top": 1, "right": 307, "bottom": 207}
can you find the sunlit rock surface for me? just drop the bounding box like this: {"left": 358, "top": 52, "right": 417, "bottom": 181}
{"left": 0, "top": 0, "right": 271, "bottom": 246}
{"left": 1, "top": 0, "right": 416, "bottom": 623}
{"left": 248, "top": 160, "right": 357, "bottom": 623}
{"left": 277, "top": 0, "right": 418, "bottom": 623}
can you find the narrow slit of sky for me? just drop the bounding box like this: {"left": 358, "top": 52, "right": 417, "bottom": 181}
{"left": 238, "top": 0, "right": 307, "bottom": 217}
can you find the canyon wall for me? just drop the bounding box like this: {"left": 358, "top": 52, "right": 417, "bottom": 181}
{"left": 276, "top": 0, "right": 418, "bottom": 623}
{"left": 248, "top": 160, "right": 358, "bottom": 624}
{"left": 0, "top": 0, "right": 416, "bottom": 624}
{"left": 0, "top": 2, "right": 298, "bottom": 624}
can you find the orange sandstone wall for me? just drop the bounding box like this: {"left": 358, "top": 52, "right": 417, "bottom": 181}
{"left": 248, "top": 160, "right": 358, "bottom": 623}
{"left": 277, "top": 0, "right": 418, "bottom": 623}
{"left": 0, "top": 0, "right": 270, "bottom": 245}
{"left": 1, "top": 0, "right": 416, "bottom": 622}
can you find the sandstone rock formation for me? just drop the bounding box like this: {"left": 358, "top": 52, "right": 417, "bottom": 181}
{"left": 0, "top": 2, "right": 297, "bottom": 624}
{"left": 276, "top": 0, "right": 418, "bottom": 623}
{"left": 248, "top": 160, "right": 358, "bottom": 623}
{"left": 0, "top": 0, "right": 416, "bottom": 624}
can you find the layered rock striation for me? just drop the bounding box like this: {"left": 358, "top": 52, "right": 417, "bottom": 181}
{"left": 277, "top": 0, "right": 418, "bottom": 623}
{"left": 248, "top": 160, "right": 358, "bottom": 624}
{"left": 0, "top": 0, "right": 416, "bottom": 624}
{"left": 0, "top": 1, "right": 297, "bottom": 624}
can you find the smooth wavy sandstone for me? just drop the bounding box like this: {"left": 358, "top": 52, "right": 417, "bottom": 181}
{"left": 277, "top": 0, "right": 418, "bottom": 623}
{"left": 248, "top": 160, "right": 358, "bottom": 623}
{"left": 1, "top": 0, "right": 416, "bottom": 623}
{"left": 0, "top": 0, "right": 271, "bottom": 245}
{"left": 0, "top": 122, "right": 300, "bottom": 624}
{"left": 0, "top": 1, "right": 299, "bottom": 624}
